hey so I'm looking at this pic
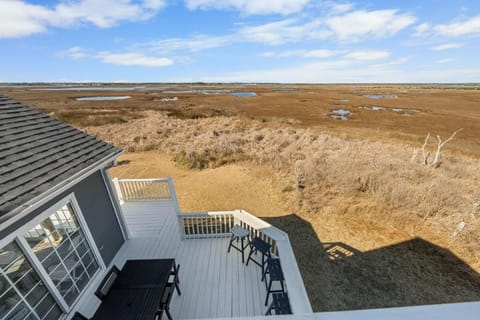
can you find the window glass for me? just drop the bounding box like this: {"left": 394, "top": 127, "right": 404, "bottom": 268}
{"left": 0, "top": 242, "right": 60, "bottom": 320}
{"left": 24, "top": 204, "right": 100, "bottom": 307}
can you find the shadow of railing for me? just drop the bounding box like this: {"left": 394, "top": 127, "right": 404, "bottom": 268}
{"left": 262, "top": 214, "right": 480, "bottom": 312}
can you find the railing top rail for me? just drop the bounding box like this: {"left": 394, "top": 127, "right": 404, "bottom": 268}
{"left": 116, "top": 178, "right": 170, "bottom": 182}
{"left": 234, "top": 209, "right": 288, "bottom": 240}
{"left": 181, "top": 211, "right": 236, "bottom": 217}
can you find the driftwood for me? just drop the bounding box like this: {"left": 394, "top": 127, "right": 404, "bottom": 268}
{"left": 415, "top": 129, "right": 463, "bottom": 167}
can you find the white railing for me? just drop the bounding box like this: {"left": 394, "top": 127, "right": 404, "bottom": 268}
{"left": 178, "top": 209, "right": 312, "bottom": 315}
{"left": 111, "top": 178, "right": 176, "bottom": 203}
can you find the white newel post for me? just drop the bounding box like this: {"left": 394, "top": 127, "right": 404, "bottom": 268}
{"left": 168, "top": 177, "right": 185, "bottom": 240}
{"left": 112, "top": 177, "right": 124, "bottom": 205}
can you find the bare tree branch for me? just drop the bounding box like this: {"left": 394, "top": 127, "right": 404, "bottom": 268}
{"left": 431, "top": 128, "right": 463, "bottom": 166}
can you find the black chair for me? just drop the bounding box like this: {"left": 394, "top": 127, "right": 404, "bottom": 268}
{"left": 263, "top": 258, "right": 285, "bottom": 306}
{"left": 156, "top": 283, "right": 175, "bottom": 320}
{"left": 246, "top": 237, "right": 271, "bottom": 275}
{"left": 265, "top": 292, "right": 291, "bottom": 315}
{"left": 227, "top": 225, "right": 250, "bottom": 263}
{"left": 95, "top": 266, "right": 120, "bottom": 300}
{"left": 169, "top": 264, "right": 181, "bottom": 296}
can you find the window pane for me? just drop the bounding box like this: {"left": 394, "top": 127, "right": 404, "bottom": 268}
{"left": 0, "top": 243, "right": 23, "bottom": 269}
{"left": 75, "top": 271, "right": 89, "bottom": 292}
{"left": 49, "top": 264, "right": 68, "bottom": 286}
{"left": 44, "top": 305, "right": 62, "bottom": 319}
{"left": 86, "top": 260, "right": 99, "bottom": 278}
{"left": 34, "top": 294, "right": 56, "bottom": 319}
{"left": 64, "top": 286, "right": 79, "bottom": 306}
{"left": 0, "top": 288, "right": 21, "bottom": 317}
{"left": 75, "top": 241, "right": 87, "bottom": 257}
{"left": 56, "top": 240, "right": 73, "bottom": 260}
{"left": 14, "top": 269, "right": 41, "bottom": 296}
{"left": 41, "top": 252, "right": 61, "bottom": 274}
{"left": 5, "top": 301, "right": 30, "bottom": 320}
{"left": 4, "top": 257, "right": 30, "bottom": 284}
{"left": 25, "top": 283, "right": 47, "bottom": 307}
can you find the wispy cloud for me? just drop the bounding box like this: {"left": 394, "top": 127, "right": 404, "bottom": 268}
{"left": 96, "top": 52, "right": 173, "bottom": 67}
{"left": 0, "top": 0, "right": 167, "bottom": 38}
{"left": 140, "top": 34, "right": 232, "bottom": 53}
{"left": 325, "top": 10, "right": 417, "bottom": 41}
{"left": 413, "top": 22, "right": 431, "bottom": 37}
{"left": 59, "top": 46, "right": 173, "bottom": 67}
{"left": 434, "top": 14, "right": 480, "bottom": 37}
{"left": 344, "top": 50, "right": 390, "bottom": 60}
{"left": 260, "top": 49, "right": 336, "bottom": 58}
{"left": 436, "top": 58, "right": 455, "bottom": 64}
{"left": 59, "top": 46, "right": 87, "bottom": 59}
{"left": 431, "top": 43, "right": 463, "bottom": 51}
{"left": 185, "top": 0, "right": 310, "bottom": 15}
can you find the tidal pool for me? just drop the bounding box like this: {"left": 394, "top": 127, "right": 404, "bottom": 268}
{"left": 363, "top": 94, "right": 398, "bottom": 99}
{"left": 231, "top": 92, "right": 257, "bottom": 97}
{"left": 76, "top": 96, "right": 131, "bottom": 101}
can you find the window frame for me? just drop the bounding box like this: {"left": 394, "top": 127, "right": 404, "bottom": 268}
{"left": 0, "top": 193, "right": 106, "bottom": 317}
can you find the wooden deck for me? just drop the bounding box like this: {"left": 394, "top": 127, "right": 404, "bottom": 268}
{"left": 112, "top": 201, "right": 268, "bottom": 319}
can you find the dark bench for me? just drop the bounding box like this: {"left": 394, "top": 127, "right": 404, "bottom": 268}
{"left": 265, "top": 292, "right": 292, "bottom": 315}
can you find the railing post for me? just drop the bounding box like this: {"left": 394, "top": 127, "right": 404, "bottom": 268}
{"left": 112, "top": 177, "right": 124, "bottom": 205}
{"left": 168, "top": 177, "right": 185, "bottom": 240}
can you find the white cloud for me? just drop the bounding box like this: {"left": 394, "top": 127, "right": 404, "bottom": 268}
{"left": 60, "top": 46, "right": 87, "bottom": 59}
{"left": 96, "top": 51, "right": 173, "bottom": 67}
{"left": 431, "top": 43, "right": 463, "bottom": 51}
{"left": 260, "top": 49, "right": 336, "bottom": 58}
{"left": 0, "top": 0, "right": 51, "bottom": 38}
{"left": 185, "top": 0, "right": 310, "bottom": 15}
{"left": 237, "top": 18, "right": 327, "bottom": 45}
{"left": 200, "top": 59, "right": 479, "bottom": 83}
{"left": 0, "top": 0, "right": 167, "bottom": 38}
{"left": 436, "top": 58, "right": 455, "bottom": 64}
{"left": 434, "top": 15, "right": 480, "bottom": 37}
{"left": 344, "top": 50, "right": 390, "bottom": 60}
{"left": 325, "top": 10, "right": 416, "bottom": 41}
{"left": 141, "top": 34, "right": 232, "bottom": 53}
{"left": 413, "top": 22, "right": 431, "bottom": 37}
{"left": 328, "top": 2, "right": 354, "bottom": 14}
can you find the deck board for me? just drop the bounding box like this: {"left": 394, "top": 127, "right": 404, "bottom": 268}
{"left": 112, "top": 201, "right": 266, "bottom": 319}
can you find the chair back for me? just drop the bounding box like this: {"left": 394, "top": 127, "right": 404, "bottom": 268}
{"left": 95, "top": 266, "right": 120, "bottom": 300}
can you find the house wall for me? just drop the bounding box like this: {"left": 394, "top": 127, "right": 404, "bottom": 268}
{"left": 0, "top": 170, "right": 125, "bottom": 266}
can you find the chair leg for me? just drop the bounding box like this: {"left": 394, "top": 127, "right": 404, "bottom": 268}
{"left": 265, "top": 279, "right": 273, "bottom": 306}
{"left": 265, "top": 301, "right": 274, "bottom": 315}
{"left": 175, "top": 281, "right": 182, "bottom": 296}
{"left": 165, "top": 308, "right": 173, "bottom": 320}
{"left": 246, "top": 248, "right": 256, "bottom": 266}
{"left": 227, "top": 234, "right": 235, "bottom": 253}
{"left": 240, "top": 237, "right": 245, "bottom": 263}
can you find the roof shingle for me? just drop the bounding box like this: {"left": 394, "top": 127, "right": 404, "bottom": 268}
{"left": 0, "top": 95, "right": 122, "bottom": 220}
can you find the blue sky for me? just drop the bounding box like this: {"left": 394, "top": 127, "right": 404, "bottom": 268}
{"left": 1, "top": 0, "right": 479, "bottom": 83}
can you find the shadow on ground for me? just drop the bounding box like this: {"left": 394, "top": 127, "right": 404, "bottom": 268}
{"left": 262, "top": 214, "right": 480, "bottom": 312}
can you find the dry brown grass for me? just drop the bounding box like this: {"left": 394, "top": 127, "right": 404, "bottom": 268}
{"left": 89, "top": 111, "right": 480, "bottom": 268}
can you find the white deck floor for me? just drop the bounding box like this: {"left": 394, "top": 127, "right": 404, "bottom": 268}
{"left": 111, "top": 201, "right": 268, "bottom": 319}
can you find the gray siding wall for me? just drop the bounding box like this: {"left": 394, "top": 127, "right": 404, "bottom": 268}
{"left": 0, "top": 170, "right": 125, "bottom": 266}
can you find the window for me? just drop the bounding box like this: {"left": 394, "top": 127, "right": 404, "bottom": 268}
{"left": 0, "top": 241, "right": 62, "bottom": 320}
{"left": 24, "top": 204, "right": 100, "bottom": 307}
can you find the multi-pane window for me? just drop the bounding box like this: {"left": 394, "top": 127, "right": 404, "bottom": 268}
{"left": 0, "top": 242, "right": 62, "bottom": 320}
{"left": 24, "top": 204, "right": 100, "bottom": 307}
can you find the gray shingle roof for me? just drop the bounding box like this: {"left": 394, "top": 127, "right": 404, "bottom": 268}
{"left": 0, "top": 95, "right": 122, "bottom": 221}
